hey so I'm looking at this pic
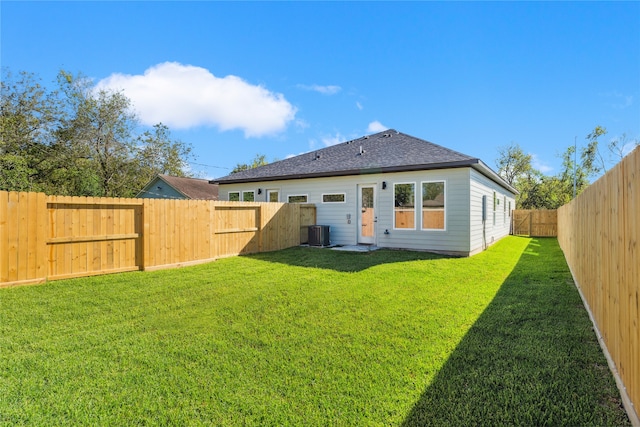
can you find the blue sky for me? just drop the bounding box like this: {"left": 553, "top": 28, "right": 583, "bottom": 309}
{"left": 2, "top": 1, "right": 639, "bottom": 180}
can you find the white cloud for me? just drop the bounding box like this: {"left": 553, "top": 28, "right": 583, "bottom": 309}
{"left": 294, "top": 119, "right": 310, "bottom": 130}
{"left": 531, "top": 153, "right": 553, "bottom": 175}
{"left": 321, "top": 132, "right": 346, "bottom": 147}
{"left": 356, "top": 101, "right": 363, "bottom": 110}
{"left": 297, "top": 84, "right": 342, "bottom": 95}
{"left": 95, "top": 62, "right": 296, "bottom": 137}
{"left": 601, "top": 91, "right": 633, "bottom": 109}
{"left": 367, "top": 121, "right": 387, "bottom": 133}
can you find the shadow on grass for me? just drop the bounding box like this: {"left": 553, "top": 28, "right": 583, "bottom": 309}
{"left": 402, "top": 238, "right": 630, "bottom": 427}
{"left": 243, "top": 246, "right": 448, "bottom": 272}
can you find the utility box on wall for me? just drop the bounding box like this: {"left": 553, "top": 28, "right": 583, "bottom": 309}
{"left": 308, "top": 225, "right": 330, "bottom": 247}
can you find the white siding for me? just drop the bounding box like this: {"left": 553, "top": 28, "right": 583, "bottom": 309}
{"left": 469, "top": 168, "right": 516, "bottom": 255}
{"left": 376, "top": 169, "right": 470, "bottom": 253}
{"left": 219, "top": 168, "right": 473, "bottom": 254}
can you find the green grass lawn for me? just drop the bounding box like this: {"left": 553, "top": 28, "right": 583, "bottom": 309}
{"left": 0, "top": 237, "right": 630, "bottom": 426}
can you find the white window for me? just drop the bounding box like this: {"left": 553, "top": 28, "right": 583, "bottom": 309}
{"left": 394, "top": 183, "right": 415, "bottom": 229}
{"left": 322, "top": 193, "right": 346, "bottom": 203}
{"left": 242, "top": 191, "right": 255, "bottom": 202}
{"left": 422, "top": 181, "right": 445, "bottom": 230}
{"left": 287, "top": 194, "right": 308, "bottom": 203}
{"left": 493, "top": 191, "right": 497, "bottom": 226}
{"left": 267, "top": 190, "right": 279, "bottom": 202}
{"left": 228, "top": 192, "right": 240, "bottom": 201}
{"left": 503, "top": 196, "right": 506, "bottom": 223}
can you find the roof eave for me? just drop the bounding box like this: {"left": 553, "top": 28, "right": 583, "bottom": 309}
{"left": 213, "top": 160, "right": 518, "bottom": 195}
{"left": 211, "top": 159, "right": 481, "bottom": 185}
{"left": 471, "top": 161, "right": 519, "bottom": 195}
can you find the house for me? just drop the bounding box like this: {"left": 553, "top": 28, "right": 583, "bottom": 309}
{"left": 137, "top": 174, "right": 218, "bottom": 200}
{"left": 211, "top": 130, "right": 516, "bottom": 256}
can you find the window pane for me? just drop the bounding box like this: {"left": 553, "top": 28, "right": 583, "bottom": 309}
{"left": 288, "top": 195, "right": 307, "bottom": 203}
{"left": 243, "top": 191, "right": 254, "bottom": 202}
{"left": 323, "top": 193, "right": 345, "bottom": 203}
{"left": 268, "top": 191, "right": 279, "bottom": 202}
{"left": 422, "top": 182, "right": 445, "bottom": 230}
{"left": 229, "top": 192, "right": 240, "bottom": 201}
{"left": 394, "top": 183, "right": 415, "bottom": 229}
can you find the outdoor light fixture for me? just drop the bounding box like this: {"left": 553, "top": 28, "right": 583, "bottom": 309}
{"left": 382, "top": 181, "right": 387, "bottom": 190}
{"left": 258, "top": 188, "right": 262, "bottom": 195}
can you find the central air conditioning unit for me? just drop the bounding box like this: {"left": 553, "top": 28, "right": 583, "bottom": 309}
{"left": 308, "top": 225, "right": 330, "bottom": 247}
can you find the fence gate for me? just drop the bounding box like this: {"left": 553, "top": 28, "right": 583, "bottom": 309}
{"left": 512, "top": 209, "right": 557, "bottom": 237}
{"left": 47, "top": 197, "right": 143, "bottom": 280}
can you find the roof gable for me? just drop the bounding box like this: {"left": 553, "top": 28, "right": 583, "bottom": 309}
{"left": 138, "top": 175, "right": 218, "bottom": 200}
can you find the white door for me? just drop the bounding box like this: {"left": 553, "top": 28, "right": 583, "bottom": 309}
{"left": 358, "top": 185, "right": 376, "bottom": 244}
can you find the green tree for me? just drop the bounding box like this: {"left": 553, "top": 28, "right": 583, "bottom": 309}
{"left": 496, "top": 132, "right": 605, "bottom": 209}
{"left": 135, "top": 123, "right": 194, "bottom": 191}
{"left": 1, "top": 68, "right": 195, "bottom": 197}
{"left": 495, "top": 142, "right": 536, "bottom": 208}
{"left": 55, "top": 71, "right": 139, "bottom": 197}
{"left": 0, "top": 69, "right": 61, "bottom": 191}
{"left": 587, "top": 125, "right": 639, "bottom": 173}
{"left": 232, "top": 153, "right": 269, "bottom": 173}
{"left": 495, "top": 142, "right": 532, "bottom": 186}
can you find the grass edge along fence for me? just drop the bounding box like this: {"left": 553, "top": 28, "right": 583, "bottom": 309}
{"left": 558, "top": 146, "right": 640, "bottom": 425}
{"left": 0, "top": 192, "right": 316, "bottom": 288}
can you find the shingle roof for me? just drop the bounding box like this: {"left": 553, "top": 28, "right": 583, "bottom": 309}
{"left": 155, "top": 175, "right": 218, "bottom": 200}
{"left": 212, "top": 129, "right": 516, "bottom": 194}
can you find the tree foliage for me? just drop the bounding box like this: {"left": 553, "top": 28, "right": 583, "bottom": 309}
{"left": 0, "top": 68, "right": 194, "bottom": 197}
{"left": 495, "top": 128, "right": 622, "bottom": 210}
{"left": 587, "top": 126, "right": 639, "bottom": 174}
{"left": 232, "top": 153, "right": 269, "bottom": 173}
{"left": 495, "top": 143, "right": 532, "bottom": 186}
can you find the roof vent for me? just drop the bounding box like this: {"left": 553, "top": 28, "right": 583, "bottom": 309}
{"left": 382, "top": 133, "right": 392, "bottom": 138}
{"left": 314, "top": 152, "right": 321, "bottom": 160}
{"left": 359, "top": 145, "right": 365, "bottom": 155}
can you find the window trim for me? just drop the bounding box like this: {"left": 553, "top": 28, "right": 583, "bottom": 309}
{"left": 228, "top": 191, "right": 240, "bottom": 202}
{"left": 503, "top": 195, "right": 507, "bottom": 223}
{"left": 287, "top": 194, "right": 308, "bottom": 203}
{"left": 393, "top": 182, "right": 416, "bottom": 230}
{"left": 421, "top": 180, "right": 446, "bottom": 231}
{"left": 266, "top": 189, "right": 280, "bottom": 203}
{"left": 492, "top": 191, "right": 497, "bottom": 226}
{"left": 322, "top": 193, "right": 346, "bottom": 203}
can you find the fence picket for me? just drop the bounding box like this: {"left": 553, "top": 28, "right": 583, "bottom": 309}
{"left": 558, "top": 147, "right": 639, "bottom": 423}
{"left": 1, "top": 195, "right": 312, "bottom": 286}
{"left": 512, "top": 210, "right": 557, "bottom": 236}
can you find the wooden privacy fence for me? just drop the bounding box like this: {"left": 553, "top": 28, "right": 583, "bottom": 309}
{"left": 512, "top": 209, "right": 557, "bottom": 237}
{"left": 557, "top": 146, "right": 639, "bottom": 423}
{"left": 0, "top": 191, "right": 316, "bottom": 287}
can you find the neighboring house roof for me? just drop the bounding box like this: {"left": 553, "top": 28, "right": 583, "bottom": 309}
{"left": 138, "top": 175, "right": 219, "bottom": 200}
{"left": 212, "top": 129, "right": 517, "bottom": 194}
